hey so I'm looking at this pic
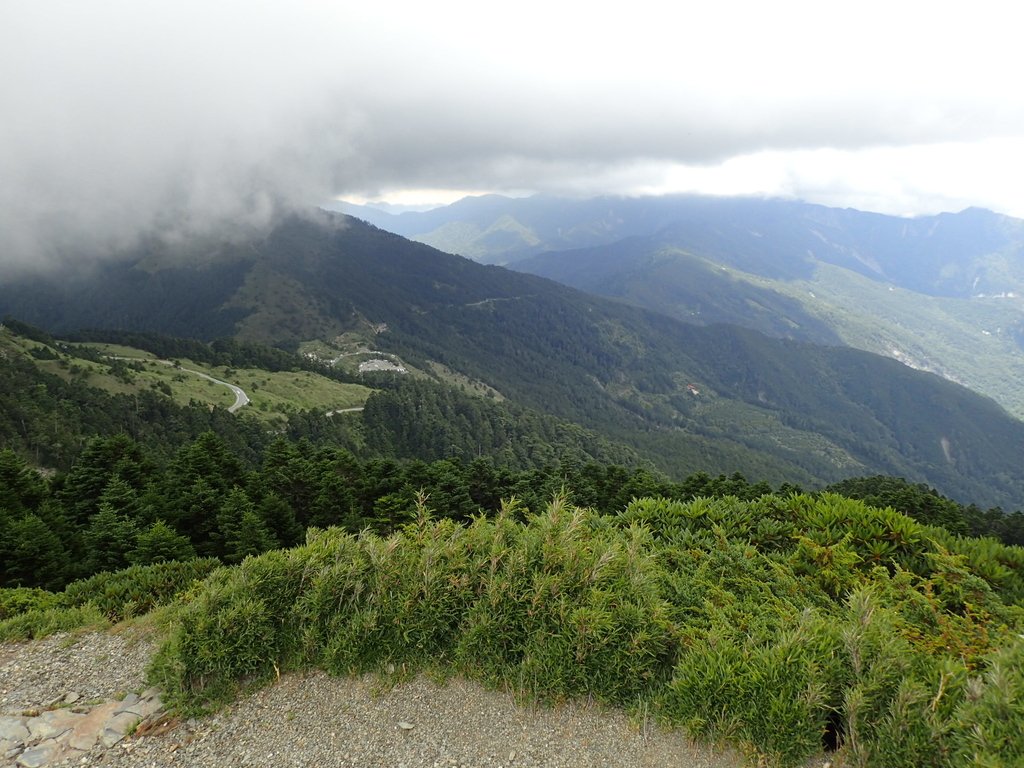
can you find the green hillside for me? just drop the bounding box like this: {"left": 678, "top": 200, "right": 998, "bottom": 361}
{"left": 4, "top": 215, "right": 1024, "bottom": 506}
{"left": 352, "top": 193, "right": 1024, "bottom": 421}
{"left": 0, "top": 327, "right": 372, "bottom": 425}
{"left": 520, "top": 242, "right": 1024, "bottom": 420}
{"left": 769, "top": 264, "right": 1024, "bottom": 416}
{"left": 3, "top": 315, "right": 1023, "bottom": 767}
{"left": 0, "top": 321, "right": 645, "bottom": 477}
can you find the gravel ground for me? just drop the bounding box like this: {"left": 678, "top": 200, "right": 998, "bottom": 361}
{"left": 0, "top": 630, "right": 154, "bottom": 714}
{"left": 94, "top": 672, "right": 751, "bottom": 768}
{"left": 0, "top": 631, "right": 790, "bottom": 768}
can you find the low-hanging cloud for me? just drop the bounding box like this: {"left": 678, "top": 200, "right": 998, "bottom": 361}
{"left": 2, "top": 0, "right": 1023, "bottom": 272}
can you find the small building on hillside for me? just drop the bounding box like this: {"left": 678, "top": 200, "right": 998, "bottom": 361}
{"left": 359, "top": 358, "right": 407, "bottom": 374}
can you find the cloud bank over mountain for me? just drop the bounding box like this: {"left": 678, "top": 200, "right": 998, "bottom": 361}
{"left": 2, "top": 0, "right": 1023, "bottom": 269}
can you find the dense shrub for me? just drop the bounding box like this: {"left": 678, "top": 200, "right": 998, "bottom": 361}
{"left": 147, "top": 493, "right": 1023, "bottom": 766}
{"left": 0, "top": 605, "right": 106, "bottom": 642}
{"left": 0, "top": 587, "right": 62, "bottom": 620}
{"left": 951, "top": 638, "right": 1024, "bottom": 765}
{"left": 0, "top": 558, "right": 221, "bottom": 642}
{"left": 62, "top": 558, "right": 222, "bottom": 620}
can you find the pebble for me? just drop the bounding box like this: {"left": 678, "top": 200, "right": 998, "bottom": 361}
{"left": 1, "top": 632, "right": 167, "bottom": 768}
{"left": 1, "top": 629, "right": 828, "bottom": 768}
{"left": 93, "top": 672, "right": 759, "bottom": 768}
{"left": 0, "top": 687, "right": 164, "bottom": 767}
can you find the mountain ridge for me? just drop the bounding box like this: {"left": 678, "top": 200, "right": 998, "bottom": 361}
{"left": 335, "top": 194, "right": 1024, "bottom": 295}
{"left": 357, "top": 193, "right": 1024, "bottom": 419}
{"left": 4, "top": 212, "right": 1024, "bottom": 507}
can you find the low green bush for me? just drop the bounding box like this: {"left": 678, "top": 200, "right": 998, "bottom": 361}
{"left": 663, "top": 608, "right": 841, "bottom": 766}
{"left": 0, "top": 604, "right": 106, "bottom": 642}
{"left": 0, "top": 586, "right": 63, "bottom": 620}
{"left": 951, "top": 638, "right": 1024, "bottom": 766}
{"left": 453, "top": 500, "right": 677, "bottom": 703}
{"left": 62, "top": 558, "right": 221, "bottom": 621}
{"left": 147, "top": 494, "right": 1023, "bottom": 766}
{"left": 0, "top": 559, "right": 221, "bottom": 644}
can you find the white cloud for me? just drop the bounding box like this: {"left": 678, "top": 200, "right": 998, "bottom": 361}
{"left": 634, "top": 138, "right": 1024, "bottom": 218}
{"left": 2, "top": 0, "right": 1024, "bottom": 268}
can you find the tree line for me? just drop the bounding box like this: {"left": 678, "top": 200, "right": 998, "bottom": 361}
{"left": 3, "top": 428, "right": 1021, "bottom": 592}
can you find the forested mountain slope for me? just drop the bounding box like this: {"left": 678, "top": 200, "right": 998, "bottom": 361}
{"left": 358, "top": 194, "right": 1024, "bottom": 420}
{"left": 4, "top": 213, "right": 1024, "bottom": 506}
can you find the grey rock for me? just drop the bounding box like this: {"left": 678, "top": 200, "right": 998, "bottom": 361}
{"left": 100, "top": 726, "right": 127, "bottom": 748}
{"left": 124, "top": 694, "right": 163, "bottom": 720}
{"left": 105, "top": 710, "right": 141, "bottom": 735}
{"left": 16, "top": 739, "right": 60, "bottom": 768}
{"left": 67, "top": 727, "right": 97, "bottom": 752}
{"left": 27, "top": 709, "right": 83, "bottom": 741}
{"left": 2, "top": 738, "right": 25, "bottom": 759}
{"left": 63, "top": 691, "right": 81, "bottom": 705}
{"left": 113, "top": 693, "right": 140, "bottom": 714}
{"left": 100, "top": 711, "right": 140, "bottom": 748}
{"left": 0, "top": 716, "right": 29, "bottom": 743}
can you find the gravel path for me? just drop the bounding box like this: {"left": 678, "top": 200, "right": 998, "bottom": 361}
{"left": 0, "top": 631, "right": 153, "bottom": 714}
{"left": 1, "top": 631, "right": 759, "bottom": 768}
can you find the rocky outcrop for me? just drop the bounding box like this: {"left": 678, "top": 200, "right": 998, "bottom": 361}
{"left": 1, "top": 688, "right": 166, "bottom": 767}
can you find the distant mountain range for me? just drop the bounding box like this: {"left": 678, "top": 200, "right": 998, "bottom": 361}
{"left": 335, "top": 195, "right": 1024, "bottom": 294}
{"left": 340, "top": 194, "right": 1024, "bottom": 419}
{"left": 4, "top": 209, "right": 1024, "bottom": 508}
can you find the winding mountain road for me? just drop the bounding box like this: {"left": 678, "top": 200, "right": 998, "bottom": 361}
{"left": 186, "top": 369, "right": 250, "bottom": 413}
{"left": 108, "top": 356, "right": 250, "bottom": 413}
{"left": 325, "top": 406, "right": 364, "bottom": 417}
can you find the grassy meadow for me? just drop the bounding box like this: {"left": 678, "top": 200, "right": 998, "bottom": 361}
{"left": 0, "top": 330, "right": 372, "bottom": 422}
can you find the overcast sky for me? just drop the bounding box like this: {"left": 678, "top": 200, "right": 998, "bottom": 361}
{"left": 3, "top": 0, "right": 1024, "bottom": 267}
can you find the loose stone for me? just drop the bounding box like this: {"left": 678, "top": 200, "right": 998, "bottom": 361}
{"left": 0, "top": 715, "right": 30, "bottom": 742}
{"left": 28, "top": 709, "right": 83, "bottom": 741}
{"left": 15, "top": 738, "right": 60, "bottom": 768}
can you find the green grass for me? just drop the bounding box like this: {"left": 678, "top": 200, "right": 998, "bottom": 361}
{"left": 425, "top": 361, "right": 505, "bottom": 400}
{"left": 2, "top": 332, "right": 374, "bottom": 422}
{"left": 224, "top": 367, "right": 369, "bottom": 415}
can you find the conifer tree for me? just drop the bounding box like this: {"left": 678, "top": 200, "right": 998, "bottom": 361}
{"left": 0, "top": 513, "right": 67, "bottom": 589}
{"left": 0, "top": 448, "right": 46, "bottom": 515}
{"left": 129, "top": 520, "right": 196, "bottom": 565}
{"left": 217, "top": 487, "right": 276, "bottom": 563}
{"left": 83, "top": 502, "right": 139, "bottom": 574}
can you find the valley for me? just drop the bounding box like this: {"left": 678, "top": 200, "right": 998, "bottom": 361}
{"left": 5, "top": 210, "right": 1024, "bottom": 507}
